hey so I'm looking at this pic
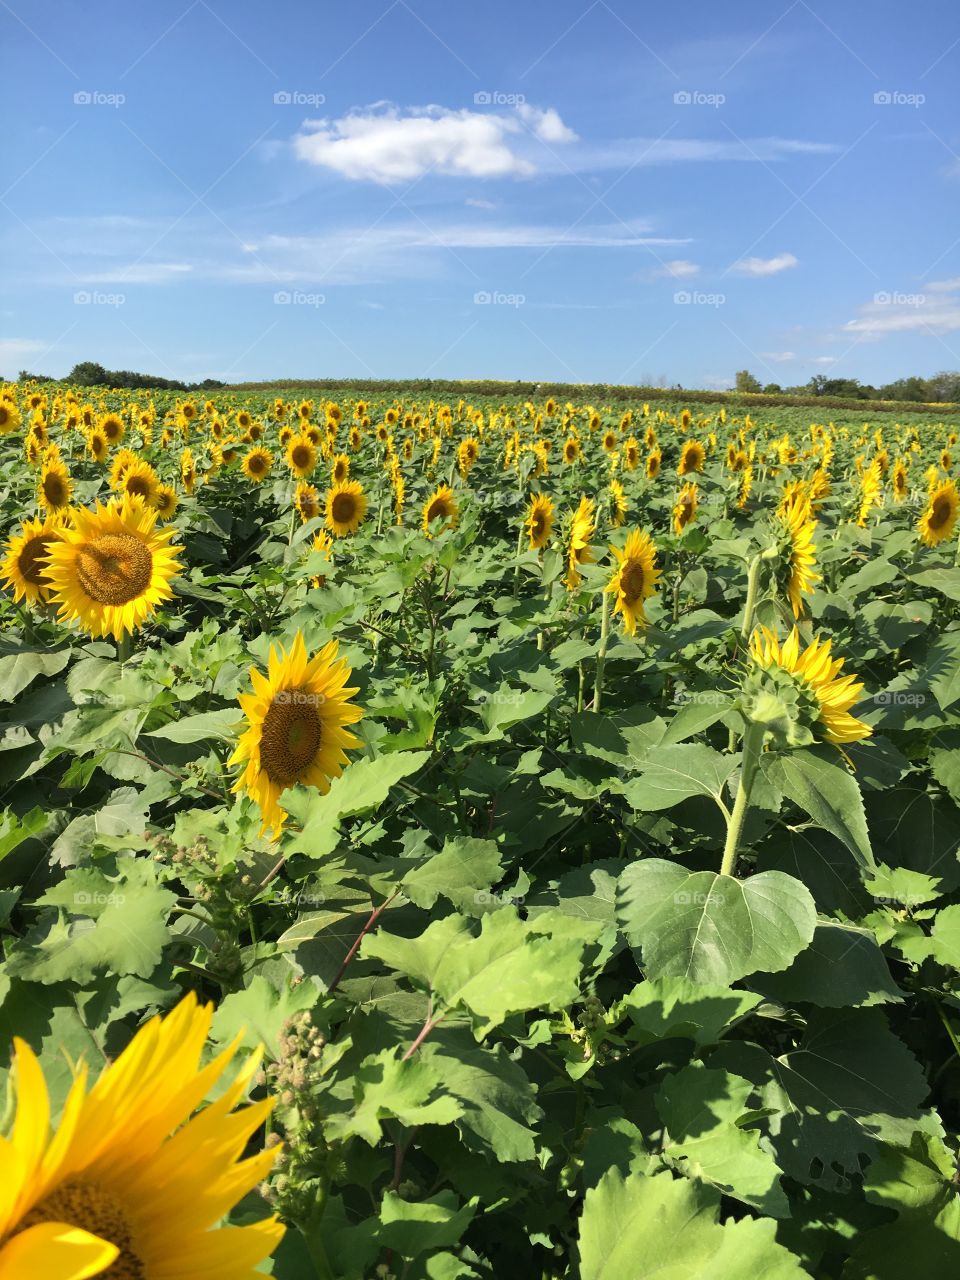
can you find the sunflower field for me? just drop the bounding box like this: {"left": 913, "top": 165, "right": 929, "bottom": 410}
{"left": 3, "top": 382, "right": 960, "bottom": 1278}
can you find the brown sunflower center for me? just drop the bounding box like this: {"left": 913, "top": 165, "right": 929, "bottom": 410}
{"left": 333, "top": 462, "right": 347, "bottom": 481}
{"left": 125, "top": 474, "right": 152, "bottom": 498}
{"left": 291, "top": 445, "right": 312, "bottom": 468}
{"left": 259, "top": 691, "right": 323, "bottom": 783}
{"left": 42, "top": 471, "right": 68, "bottom": 506}
{"left": 331, "top": 493, "right": 357, "bottom": 524}
{"left": 102, "top": 420, "right": 122, "bottom": 441}
{"left": 75, "top": 533, "right": 153, "bottom": 606}
{"left": 930, "top": 495, "right": 953, "bottom": 530}
{"left": 531, "top": 512, "right": 546, "bottom": 538}
{"left": 248, "top": 455, "right": 267, "bottom": 475}
{"left": 620, "top": 561, "right": 645, "bottom": 602}
{"left": 19, "top": 1176, "right": 144, "bottom": 1279}
{"left": 426, "top": 498, "right": 449, "bottom": 523}
{"left": 19, "top": 534, "right": 55, "bottom": 584}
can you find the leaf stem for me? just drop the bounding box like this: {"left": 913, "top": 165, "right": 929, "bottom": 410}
{"left": 719, "top": 720, "right": 765, "bottom": 878}
{"left": 592, "top": 588, "right": 612, "bottom": 713}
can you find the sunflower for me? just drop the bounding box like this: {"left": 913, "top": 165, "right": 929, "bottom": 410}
{"left": 525, "top": 493, "right": 554, "bottom": 550}
{"left": 0, "top": 993, "right": 283, "bottom": 1278}
{"left": 119, "top": 459, "right": 159, "bottom": 507}
{"left": 672, "top": 482, "right": 699, "bottom": 535}
{"left": 457, "top": 437, "right": 479, "bottom": 478}
{"left": 602, "top": 429, "right": 618, "bottom": 454}
{"left": 286, "top": 436, "right": 317, "bottom": 479}
{"left": 891, "top": 458, "right": 908, "bottom": 503}
{"left": 310, "top": 529, "right": 333, "bottom": 588}
{"left": 231, "top": 630, "right": 362, "bottom": 837}
{"left": 606, "top": 529, "right": 661, "bottom": 635}
{"left": 0, "top": 400, "right": 20, "bottom": 435}
{"left": 645, "top": 448, "right": 661, "bottom": 480}
{"left": 610, "top": 478, "right": 628, "bottom": 527}
{"left": 562, "top": 437, "right": 581, "bottom": 465}
{"left": 918, "top": 478, "right": 959, "bottom": 547}
{"left": 242, "top": 447, "right": 274, "bottom": 484}
{"left": 1, "top": 515, "right": 64, "bottom": 604}
{"left": 99, "top": 413, "right": 124, "bottom": 445}
{"left": 777, "top": 496, "right": 820, "bottom": 618}
{"left": 623, "top": 438, "right": 640, "bottom": 470}
{"left": 43, "top": 495, "right": 182, "bottom": 640}
{"left": 153, "top": 483, "right": 179, "bottom": 521}
{"left": 678, "top": 439, "right": 705, "bottom": 476}
{"left": 749, "top": 625, "right": 871, "bottom": 745}
{"left": 565, "top": 496, "right": 596, "bottom": 590}
{"left": 325, "top": 480, "right": 368, "bottom": 537}
{"left": 421, "top": 484, "right": 458, "bottom": 537}
{"left": 236, "top": 409, "right": 252, "bottom": 431}
{"left": 295, "top": 482, "right": 322, "bottom": 523}
{"left": 331, "top": 453, "right": 350, "bottom": 484}
{"left": 87, "top": 429, "right": 108, "bottom": 463}
{"left": 38, "top": 458, "right": 72, "bottom": 512}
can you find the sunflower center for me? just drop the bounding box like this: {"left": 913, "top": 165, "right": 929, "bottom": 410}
{"left": 334, "top": 463, "right": 347, "bottom": 481}
{"left": 620, "top": 561, "right": 645, "bottom": 602}
{"left": 75, "top": 533, "right": 153, "bottom": 606}
{"left": 42, "top": 472, "right": 68, "bottom": 505}
{"left": 531, "top": 513, "right": 546, "bottom": 538}
{"left": 259, "top": 691, "right": 323, "bottom": 783}
{"left": 331, "top": 493, "right": 357, "bottom": 523}
{"left": 19, "top": 1176, "right": 145, "bottom": 1279}
{"left": 249, "top": 456, "right": 266, "bottom": 475}
{"left": 426, "top": 499, "right": 448, "bottom": 522}
{"left": 292, "top": 445, "right": 311, "bottom": 468}
{"left": 126, "top": 475, "right": 151, "bottom": 497}
{"left": 929, "top": 495, "right": 953, "bottom": 530}
{"left": 20, "top": 534, "right": 55, "bottom": 584}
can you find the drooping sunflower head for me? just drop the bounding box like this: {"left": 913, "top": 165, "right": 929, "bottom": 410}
{"left": 422, "top": 484, "right": 459, "bottom": 537}
{"left": 1, "top": 514, "right": 65, "bottom": 605}
{"left": 678, "top": 439, "right": 706, "bottom": 476}
{"left": 606, "top": 528, "right": 661, "bottom": 635}
{"left": 672, "top": 482, "right": 699, "bottom": 535}
{"left": 43, "top": 495, "right": 183, "bottom": 641}
{"left": 242, "top": 447, "right": 274, "bottom": 484}
{"left": 526, "top": 493, "right": 554, "bottom": 550}
{"left": 0, "top": 992, "right": 284, "bottom": 1278}
{"left": 609, "top": 477, "right": 628, "bottom": 527}
{"left": 565, "top": 495, "right": 596, "bottom": 590}
{"left": 748, "top": 625, "right": 871, "bottom": 746}
{"left": 230, "top": 630, "right": 363, "bottom": 838}
{"left": 325, "top": 479, "right": 368, "bottom": 537}
{"left": 775, "top": 495, "right": 820, "bottom": 619}
{"left": 918, "top": 479, "right": 959, "bottom": 547}
{"left": 286, "top": 436, "right": 317, "bottom": 478}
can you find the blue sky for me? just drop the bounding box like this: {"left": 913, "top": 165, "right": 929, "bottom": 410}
{"left": 3, "top": 0, "right": 959, "bottom": 387}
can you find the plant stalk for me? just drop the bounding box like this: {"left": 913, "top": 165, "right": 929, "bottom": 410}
{"left": 720, "top": 719, "right": 765, "bottom": 877}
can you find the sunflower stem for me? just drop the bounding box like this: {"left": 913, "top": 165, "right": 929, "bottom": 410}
{"left": 117, "top": 633, "right": 133, "bottom": 664}
{"left": 576, "top": 659, "right": 586, "bottom": 715}
{"left": 592, "top": 588, "right": 612, "bottom": 712}
{"left": 513, "top": 519, "right": 526, "bottom": 593}
{"left": 719, "top": 719, "right": 765, "bottom": 878}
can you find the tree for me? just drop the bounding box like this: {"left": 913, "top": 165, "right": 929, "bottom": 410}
{"left": 735, "top": 369, "right": 762, "bottom": 393}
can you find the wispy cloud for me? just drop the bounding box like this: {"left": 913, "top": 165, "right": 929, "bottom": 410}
{"left": 843, "top": 282, "right": 960, "bottom": 336}
{"left": 654, "top": 259, "right": 700, "bottom": 278}
{"left": 731, "top": 252, "right": 798, "bottom": 276}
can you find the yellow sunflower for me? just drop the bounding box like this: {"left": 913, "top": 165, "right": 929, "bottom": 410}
{"left": 325, "top": 480, "right": 368, "bottom": 537}
{"left": 777, "top": 496, "right": 820, "bottom": 619}
{"left": 118, "top": 459, "right": 159, "bottom": 507}
{"left": 0, "top": 401, "right": 20, "bottom": 435}
{"left": 331, "top": 453, "right": 350, "bottom": 484}
{"left": 672, "top": 482, "right": 699, "bottom": 535}
{"left": 153, "top": 484, "right": 179, "bottom": 521}
{"left": 1, "top": 515, "right": 65, "bottom": 605}
{"left": 606, "top": 529, "right": 661, "bottom": 635}
{"left": 38, "top": 458, "right": 72, "bottom": 513}
{"left": 525, "top": 493, "right": 554, "bottom": 550}
{"left": 87, "top": 429, "right": 108, "bottom": 463}
{"left": 295, "top": 482, "right": 322, "bottom": 523}
{"left": 242, "top": 447, "right": 274, "bottom": 485}
{"left": 43, "top": 496, "right": 182, "bottom": 640}
{"left": 230, "top": 630, "right": 362, "bottom": 837}
{"left": 0, "top": 993, "right": 283, "bottom": 1278}
{"left": 562, "top": 437, "right": 581, "bottom": 465}
{"left": 609, "top": 478, "right": 628, "bottom": 528}
{"left": 310, "top": 529, "right": 333, "bottom": 588}
{"left": 421, "top": 484, "right": 458, "bottom": 537}
{"left": 678, "top": 439, "right": 705, "bottom": 476}
{"left": 98, "top": 413, "right": 124, "bottom": 445}
{"left": 646, "top": 448, "right": 661, "bottom": 480}
{"left": 286, "top": 436, "right": 317, "bottom": 479}
{"left": 565, "top": 496, "right": 596, "bottom": 590}
{"left": 891, "top": 458, "right": 908, "bottom": 503}
{"left": 750, "top": 625, "right": 871, "bottom": 745}
{"left": 623, "top": 438, "right": 640, "bottom": 470}
{"left": 918, "top": 479, "right": 959, "bottom": 547}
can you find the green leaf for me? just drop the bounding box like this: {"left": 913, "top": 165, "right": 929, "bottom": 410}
{"left": 401, "top": 837, "right": 504, "bottom": 910}
{"left": 656, "top": 1064, "right": 789, "bottom": 1215}
{"left": 909, "top": 567, "right": 960, "bottom": 601}
{"left": 761, "top": 747, "right": 875, "bottom": 870}
{"left": 0, "top": 806, "right": 47, "bottom": 861}
{"left": 577, "top": 1169, "right": 809, "bottom": 1280}
{"left": 754, "top": 922, "right": 902, "bottom": 1007}
{"left": 614, "top": 744, "right": 739, "bottom": 812}
{"left": 379, "top": 1191, "right": 479, "bottom": 1259}
{"left": 145, "top": 707, "right": 242, "bottom": 743}
{"left": 621, "top": 978, "right": 763, "bottom": 1046}
{"left": 210, "top": 974, "right": 318, "bottom": 1057}
{"left": 928, "top": 904, "right": 960, "bottom": 970}
{"left": 618, "top": 860, "right": 816, "bottom": 984}
{"left": 0, "top": 648, "right": 71, "bottom": 701}
{"left": 326, "top": 1047, "right": 463, "bottom": 1146}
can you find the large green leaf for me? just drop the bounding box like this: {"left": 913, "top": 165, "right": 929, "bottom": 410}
{"left": 761, "top": 747, "right": 875, "bottom": 870}
{"left": 614, "top": 744, "right": 739, "bottom": 812}
{"left": 618, "top": 859, "right": 816, "bottom": 984}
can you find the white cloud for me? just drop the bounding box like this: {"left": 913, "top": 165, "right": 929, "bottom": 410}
{"left": 843, "top": 287, "right": 960, "bottom": 337}
{"left": 465, "top": 197, "right": 498, "bottom": 210}
{"left": 293, "top": 103, "right": 576, "bottom": 183}
{"left": 760, "top": 351, "right": 797, "bottom": 362}
{"left": 0, "top": 338, "right": 50, "bottom": 365}
{"left": 813, "top": 355, "right": 838, "bottom": 364}
{"left": 731, "top": 252, "right": 798, "bottom": 277}
{"left": 655, "top": 259, "right": 700, "bottom": 278}
{"left": 927, "top": 277, "right": 960, "bottom": 293}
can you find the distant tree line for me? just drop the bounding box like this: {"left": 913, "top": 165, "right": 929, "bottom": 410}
{"left": 14, "top": 362, "right": 225, "bottom": 392}
{"left": 735, "top": 368, "right": 960, "bottom": 403}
